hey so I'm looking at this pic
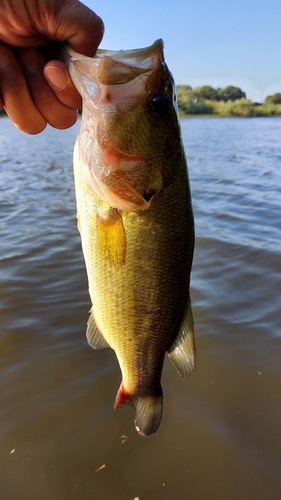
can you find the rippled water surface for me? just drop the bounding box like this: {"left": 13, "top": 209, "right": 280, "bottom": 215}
{"left": 1, "top": 117, "right": 281, "bottom": 500}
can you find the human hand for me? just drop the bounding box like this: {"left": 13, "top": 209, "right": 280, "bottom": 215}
{"left": 0, "top": 0, "right": 104, "bottom": 134}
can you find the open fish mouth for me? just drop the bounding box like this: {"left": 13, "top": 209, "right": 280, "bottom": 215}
{"left": 96, "top": 39, "right": 164, "bottom": 86}
{"left": 64, "top": 39, "right": 165, "bottom": 83}
{"left": 62, "top": 39, "right": 173, "bottom": 118}
{"left": 96, "top": 38, "right": 163, "bottom": 60}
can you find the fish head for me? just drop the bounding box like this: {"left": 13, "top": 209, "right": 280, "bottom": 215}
{"left": 96, "top": 40, "right": 178, "bottom": 156}
{"left": 65, "top": 40, "right": 183, "bottom": 211}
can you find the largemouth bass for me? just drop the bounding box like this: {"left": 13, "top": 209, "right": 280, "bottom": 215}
{"left": 64, "top": 39, "right": 196, "bottom": 437}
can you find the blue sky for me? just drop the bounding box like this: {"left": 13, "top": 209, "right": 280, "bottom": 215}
{"left": 83, "top": 0, "right": 281, "bottom": 102}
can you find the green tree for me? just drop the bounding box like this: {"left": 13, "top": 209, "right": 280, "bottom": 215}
{"left": 218, "top": 86, "right": 246, "bottom": 102}
{"left": 265, "top": 93, "right": 281, "bottom": 104}
{"left": 176, "top": 85, "right": 193, "bottom": 93}
{"left": 192, "top": 85, "right": 219, "bottom": 101}
{"left": 176, "top": 86, "right": 213, "bottom": 115}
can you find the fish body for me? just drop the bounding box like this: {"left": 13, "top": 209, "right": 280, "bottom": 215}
{"left": 64, "top": 40, "right": 196, "bottom": 436}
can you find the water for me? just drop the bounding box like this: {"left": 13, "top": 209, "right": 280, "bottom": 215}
{"left": 0, "top": 116, "right": 281, "bottom": 500}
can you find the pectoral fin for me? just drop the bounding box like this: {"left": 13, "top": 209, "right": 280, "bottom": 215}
{"left": 97, "top": 208, "right": 127, "bottom": 267}
{"left": 86, "top": 307, "right": 110, "bottom": 349}
{"left": 167, "top": 299, "right": 196, "bottom": 377}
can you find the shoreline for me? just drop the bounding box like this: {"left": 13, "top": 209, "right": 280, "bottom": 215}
{"left": 1, "top": 113, "right": 281, "bottom": 120}
{"left": 178, "top": 113, "right": 281, "bottom": 118}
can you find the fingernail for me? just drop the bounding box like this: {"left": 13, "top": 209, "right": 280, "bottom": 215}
{"left": 44, "top": 65, "right": 68, "bottom": 90}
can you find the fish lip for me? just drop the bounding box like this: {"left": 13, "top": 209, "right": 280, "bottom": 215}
{"left": 96, "top": 39, "right": 164, "bottom": 62}
{"left": 97, "top": 40, "right": 165, "bottom": 87}
{"left": 62, "top": 39, "right": 164, "bottom": 75}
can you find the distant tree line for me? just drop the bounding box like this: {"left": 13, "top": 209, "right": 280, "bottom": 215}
{"left": 181, "top": 85, "right": 246, "bottom": 102}
{"left": 176, "top": 85, "right": 281, "bottom": 117}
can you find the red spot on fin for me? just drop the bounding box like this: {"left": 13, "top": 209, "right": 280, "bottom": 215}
{"left": 114, "top": 383, "right": 132, "bottom": 409}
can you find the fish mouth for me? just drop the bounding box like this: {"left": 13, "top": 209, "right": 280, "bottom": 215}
{"left": 63, "top": 39, "right": 165, "bottom": 87}
{"left": 96, "top": 39, "right": 164, "bottom": 61}
{"left": 96, "top": 39, "right": 164, "bottom": 86}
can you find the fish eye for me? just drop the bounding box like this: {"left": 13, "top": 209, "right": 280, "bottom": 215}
{"left": 149, "top": 93, "right": 171, "bottom": 117}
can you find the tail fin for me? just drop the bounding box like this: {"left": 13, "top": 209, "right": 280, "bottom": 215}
{"left": 114, "top": 383, "right": 163, "bottom": 437}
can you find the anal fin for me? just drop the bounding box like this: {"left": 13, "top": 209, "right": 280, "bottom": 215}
{"left": 167, "top": 298, "right": 196, "bottom": 377}
{"left": 76, "top": 212, "right": 81, "bottom": 233}
{"left": 86, "top": 307, "right": 110, "bottom": 349}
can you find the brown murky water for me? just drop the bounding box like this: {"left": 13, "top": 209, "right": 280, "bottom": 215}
{"left": 1, "top": 117, "right": 281, "bottom": 500}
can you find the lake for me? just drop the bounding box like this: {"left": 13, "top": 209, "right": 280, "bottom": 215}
{"left": 0, "top": 116, "right": 281, "bottom": 500}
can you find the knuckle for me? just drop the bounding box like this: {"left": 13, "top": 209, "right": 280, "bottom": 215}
{"left": 0, "top": 45, "right": 16, "bottom": 70}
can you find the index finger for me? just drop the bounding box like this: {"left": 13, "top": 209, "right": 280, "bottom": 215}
{"left": 35, "top": 2, "right": 104, "bottom": 56}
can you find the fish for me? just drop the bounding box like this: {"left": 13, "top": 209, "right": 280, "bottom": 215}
{"left": 63, "top": 39, "right": 196, "bottom": 437}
